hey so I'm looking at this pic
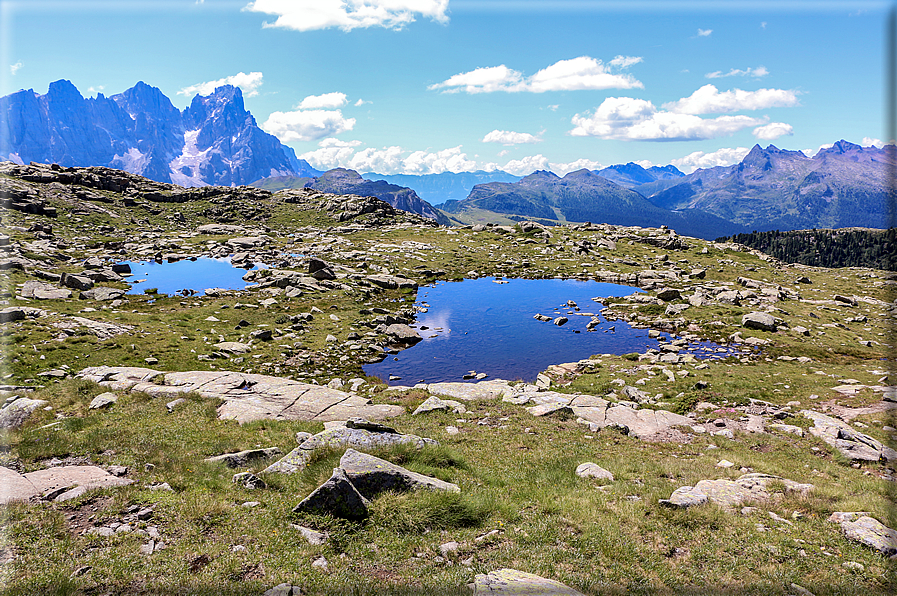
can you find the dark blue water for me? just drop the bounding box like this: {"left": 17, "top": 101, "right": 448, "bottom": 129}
{"left": 363, "top": 277, "right": 740, "bottom": 385}
{"left": 121, "top": 258, "right": 262, "bottom": 296}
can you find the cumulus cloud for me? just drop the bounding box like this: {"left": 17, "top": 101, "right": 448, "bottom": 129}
{"left": 243, "top": 0, "right": 449, "bottom": 32}
{"left": 753, "top": 122, "right": 793, "bottom": 140}
{"left": 662, "top": 84, "right": 800, "bottom": 115}
{"left": 569, "top": 96, "right": 766, "bottom": 141}
{"left": 549, "top": 158, "right": 604, "bottom": 175}
{"left": 178, "top": 71, "right": 264, "bottom": 97}
{"left": 670, "top": 146, "right": 752, "bottom": 173}
{"left": 262, "top": 109, "right": 355, "bottom": 142}
{"left": 9, "top": 61, "right": 23, "bottom": 75}
{"left": 87, "top": 85, "right": 105, "bottom": 94}
{"left": 354, "top": 98, "right": 370, "bottom": 106}
{"left": 297, "top": 92, "right": 347, "bottom": 109}
{"left": 705, "top": 66, "right": 769, "bottom": 79}
{"left": 429, "top": 55, "right": 643, "bottom": 94}
{"left": 862, "top": 136, "right": 884, "bottom": 147}
{"left": 697, "top": 28, "right": 713, "bottom": 37}
{"left": 501, "top": 154, "right": 550, "bottom": 176}
{"left": 299, "top": 143, "right": 479, "bottom": 175}
{"left": 482, "top": 130, "right": 542, "bottom": 145}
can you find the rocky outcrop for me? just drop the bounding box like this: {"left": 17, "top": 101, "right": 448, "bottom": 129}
{"left": 660, "top": 473, "right": 813, "bottom": 508}
{"left": 801, "top": 410, "right": 897, "bottom": 462}
{"left": 262, "top": 420, "right": 436, "bottom": 474}
{"left": 0, "top": 465, "right": 133, "bottom": 505}
{"left": 473, "top": 569, "right": 585, "bottom": 595}
{"left": 76, "top": 366, "right": 404, "bottom": 424}
{"left": 829, "top": 512, "right": 897, "bottom": 556}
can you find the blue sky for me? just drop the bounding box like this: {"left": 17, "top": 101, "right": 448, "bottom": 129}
{"left": 1, "top": 0, "right": 893, "bottom": 175}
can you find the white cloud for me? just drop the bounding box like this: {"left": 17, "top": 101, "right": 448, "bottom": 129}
{"left": 243, "top": 0, "right": 449, "bottom": 32}
{"left": 670, "top": 147, "right": 752, "bottom": 174}
{"left": 697, "top": 28, "right": 713, "bottom": 37}
{"left": 178, "top": 71, "right": 264, "bottom": 97}
{"left": 497, "top": 150, "right": 509, "bottom": 157}
{"left": 262, "top": 109, "right": 355, "bottom": 142}
{"left": 569, "top": 96, "right": 766, "bottom": 141}
{"left": 9, "top": 61, "right": 23, "bottom": 75}
{"left": 87, "top": 85, "right": 105, "bottom": 94}
{"left": 862, "top": 136, "right": 884, "bottom": 147}
{"left": 549, "top": 158, "right": 604, "bottom": 175}
{"left": 501, "top": 154, "right": 550, "bottom": 176}
{"left": 547, "top": 104, "right": 559, "bottom": 111}
{"left": 482, "top": 130, "right": 542, "bottom": 145}
{"left": 297, "top": 92, "right": 347, "bottom": 109}
{"left": 802, "top": 143, "right": 834, "bottom": 157}
{"left": 753, "top": 122, "right": 793, "bottom": 140}
{"left": 662, "top": 84, "right": 800, "bottom": 115}
{"left": 354, "top": 98, "right": 370, "bottom": 106}
{"left": 761, "top": 22, "right": 767, "bottom": 29}
{"left": 299, "top": 143, "right": 479, "bottom": 175}
{"left": 705, "top": 66, "right": 769, "bottom": 79}
{"left": 429, "top": 55, "right": 643, "bottom": 94}
{"left": 429, "top": 65, "right": 525, "bottom": 94}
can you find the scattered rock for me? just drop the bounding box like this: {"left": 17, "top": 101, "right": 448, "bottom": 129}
{"left": 0, "top": 398, "right": 49, "bottom": 429}
{"left": 205, "top": 447, "right": 281, "bottom": 468}
{"left": 473, "top": 568, "right": 585, "bottom": 595}
{"left": 232, "top": 472, "right": 266, "bottom": 489}
{"left": 741, "top": 312, "right": 777, "bottom": 332}
{"left": 575, "top": 462, "right": 614, "bottom": 482}
{"left": 88, "top": 392, "right": 118, "bottom": 410}
{"left": 660, "top": 473, "right": 813, "bottom": 509}
{"left": 831, "top": 514, "right": 897, "bottom": 555}
{"left": 292, "top": 467, "right": 370, "bottom": 520}
{"left": 338, "top": 449, "right": 460, "bottom": 498}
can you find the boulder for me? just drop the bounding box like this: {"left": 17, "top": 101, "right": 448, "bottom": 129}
{"left": 473, "top": 569, "right": 585, "bottom": 595}
{"left": 838, "top": 515, "right": 897, "bottom": 556}
{"left": 262, "top": 424, "right": 436, "bottom": 475}
{"left": 575, "top": 463, "right": 614, "bottom": 482}
{"left": 412, "top": 396, "right": 467, "bottom": 416}
{"left": 292, "top": 467, "right": 370, "bottom": 520}
{"left": 742, "top": 312, "right": 777, "bottom": 332}
{"left": 88, "top": 392, "right": 118, "bottom": 409}
{"left": 80, "top": 287, "right": 126, "bottom": 301}
{"left": 385, "top": 324, "right": 422, "bottom": 345}
{"left": 656, "top": 288, "right": 681, "bottom": 301}
{"left": 339, "top": 449, "right": 460, "bottom": 498}
{"left": 205, "top": 447, "right": 281, "bottom": 468}
{"left": 660, "top": 473, "right": 813, "bottom": 509}
{"left": 0, "top": 398, "right": 49, "bottom": 429}
{"left": 19, "top": 280, "right": 71, "bottom": 300}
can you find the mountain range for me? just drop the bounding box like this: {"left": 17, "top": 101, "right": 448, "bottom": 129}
{"left": 362, "top": 170, "right": 522, "bottom": 206}
{"left": 444, "top": 169, "right": 745, "bottom": 239}
{"left": 637, "top": 141, "right": 894, "bottom": 231}
{"left": 0, "top": 79, "right": 320, "bottom": 187}
{"left": 253, "top": 168, "right": 449, "bottom": 224}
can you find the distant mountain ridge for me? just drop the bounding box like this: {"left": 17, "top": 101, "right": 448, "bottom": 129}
{"left": 362, "top": 170, "right": 522, "bottom": 206}
{"left": 595, "top": 162, "right": 684, "bottom": 189}
{"left": 252, "top": 168, "right": 450, "bottom": 225}
{"left": 0, "top": 79, "right": 321, "bottom": 187}
{"left": 641, "top": 141, "right": 895, "bottom": 231}
{"left": 446, "top": 168, "right": 745, "bottom": 239}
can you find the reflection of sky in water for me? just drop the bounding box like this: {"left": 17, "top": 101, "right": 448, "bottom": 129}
{"left": 364, "top": 277, "right": 742, "bottom": 385}
{"left": 122, "top": 258, "right": 263, "bottom": 296}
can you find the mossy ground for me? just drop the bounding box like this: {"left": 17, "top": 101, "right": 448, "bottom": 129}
{"left": 0, "top": 181, "right": 894, "bottom": 594}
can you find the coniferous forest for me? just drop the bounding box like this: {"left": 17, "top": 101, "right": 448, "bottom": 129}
{"left": 721, "top": 228, "right": 897, "bottom": 270}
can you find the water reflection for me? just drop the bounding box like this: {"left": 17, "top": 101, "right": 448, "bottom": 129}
{"left": 364, "top": 277, "right": 741, "bottom": 385}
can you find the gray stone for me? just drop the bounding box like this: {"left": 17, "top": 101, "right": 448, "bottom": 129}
{"left": 742, "top": 312, "right": 777, "bottom": 332}
{"left": 232, "top": 472, "right": 266, "bottom": 489}
{"left": 553, "top": 316, "right": 568, "bottom": 326}
{"left": 77, "top": 367, "right": 405, "bottom": 425}
{"left": 660, "top": 473, "right": 813, "bottom": 509}
{"left": 212, "top": 341, "right": 252, "bottom": 354}
{"left": 838, "top": 516, "right": 897, "bottom": 556}
{"left": 263, "top": 425, "right": 436, "bottom": 474}
{"left": 802, "top": 410, "right": 896, "bottom": 462}
{"left": 338, "top": 448, "right": 460, "bottom": 498}
{"left": 80, "top": 287, "right": 125, "bottom": 301}
{"left": 413, "top": 396, "right": 467, "bottom": 415}
{"left": 575, "top": 462, "right": 614, "bottom": 482}
{"left": 88, "top": 392, "right": 118, "bottom": 410}
{"left": 292, "top": 524, "right": 327, "bottom": 545}
{"left": 292, "top": 467, "right": 370, "bottom": 520}
{"left": 205, "top": 447, "right": 281, "bottom": 468}
{"left": 0, "top": 397, "right": 49, "bottom": 429}
{"left": 473, "top": 568, "right": 585, "bottom": 595}
{"left": 385, "top": 324, "right": 422, "bottom": 345}
{"left": 263, "top": 583, "right": 302, "bottom": 596}
{"left": 20, "top": 280, "right": 71, "bottom": 300}
{"left": 656, "top": 287, "right": 681, "bottom": 301}
{"left": 60, "top": 273, "right": 94, "bottom": 291}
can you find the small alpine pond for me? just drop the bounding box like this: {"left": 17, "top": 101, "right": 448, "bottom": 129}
{"left": 364, "top": 277, "right": 744, "bottom": 385}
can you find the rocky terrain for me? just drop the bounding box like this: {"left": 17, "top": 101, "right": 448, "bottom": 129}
{"left": 0, "top": 161, "right": 895, "bottom": 595}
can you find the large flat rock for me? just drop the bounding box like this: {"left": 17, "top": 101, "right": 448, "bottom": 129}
{"left": 661, "top": 473, "right": 813, "bottom": 508}
{"left": 473, "top": 569, "right": 585, "bottom": 595}
{"left": 77, "top": 367, "right": 405, "bottom": 424}
{"left": 338, "top": 448, "right": 459, "bottom": 498}
{"left": 1, "top": 465, "right": 132, "bottom": 505}
{"left": 802, "top": 409, "right": 897, "bottom": 462}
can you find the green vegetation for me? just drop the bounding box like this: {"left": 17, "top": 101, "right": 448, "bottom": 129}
{"left": 723, "top": 228, "right": 897, "bottom": 270}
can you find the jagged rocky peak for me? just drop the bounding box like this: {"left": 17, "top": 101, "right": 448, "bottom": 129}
{"left": 0, "top": 80, "right": 311, "bottom": 188}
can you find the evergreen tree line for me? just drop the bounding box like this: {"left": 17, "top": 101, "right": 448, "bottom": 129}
{"left": 719, "top": 228, "right": 897, "bottom": 271}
